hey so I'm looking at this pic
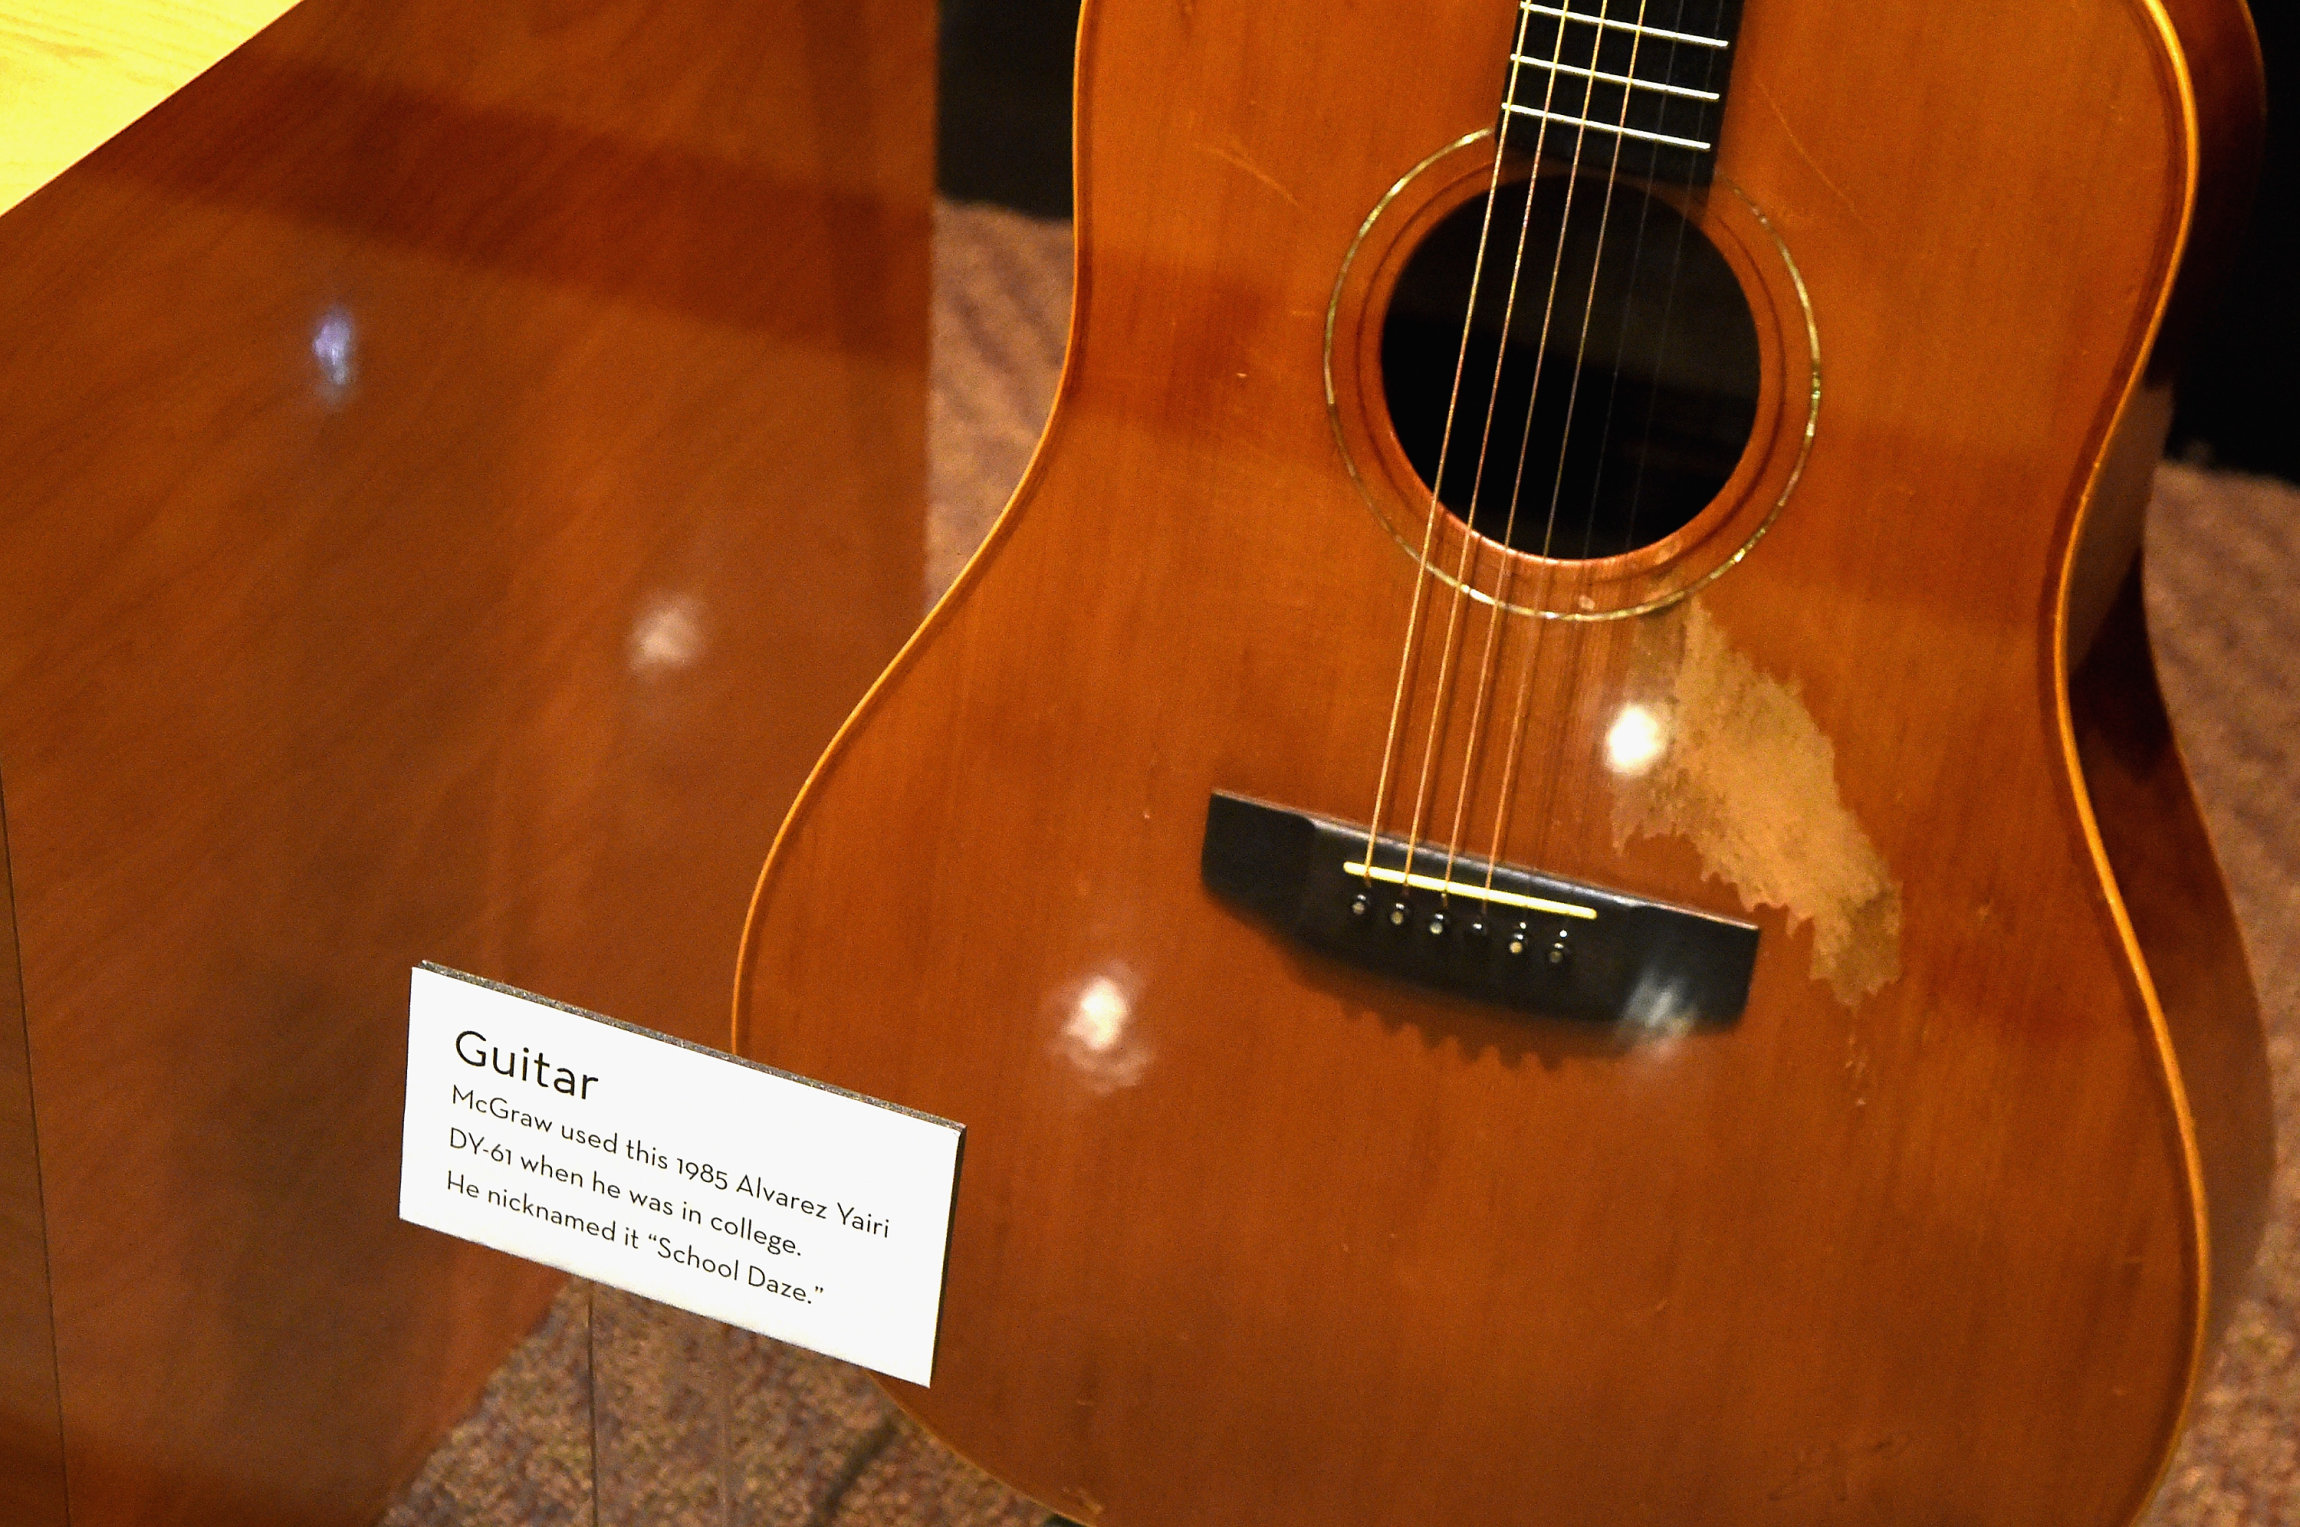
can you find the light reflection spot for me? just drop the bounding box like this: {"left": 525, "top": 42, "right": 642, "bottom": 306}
{"left": 1065, "top": 977, "right": 1129, "bottom": 1055}
{"left": 312, "top": 308, "right": 356, "bottom": 393}
{"left": 630, "top": 595, "right": 706, "bottom": 675}
{"left": 1621, "top": 973, "right": 1698, "bottom": 1045}
{"left": 1056, "top": 973, "right": 1150, "bottom": 1092}
{"left": 1605, "top": 703, "right": 1668, "bottom": 776}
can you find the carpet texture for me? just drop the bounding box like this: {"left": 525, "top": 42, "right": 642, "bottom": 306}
{"left": 381, "top": 201, "right": 2297, "bottom": 1526}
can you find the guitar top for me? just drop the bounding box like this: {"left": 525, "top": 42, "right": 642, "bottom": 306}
{"left": 737, "top": 1, "right": 2273, "bottom": 1523}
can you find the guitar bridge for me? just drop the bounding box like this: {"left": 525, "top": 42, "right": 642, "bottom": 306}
{"left": 1199, "top": 791, "right": 1757, "bottom": 1029}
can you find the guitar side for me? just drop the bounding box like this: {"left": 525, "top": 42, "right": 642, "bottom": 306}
{"left": 735, "top": 1, "right": 2271, "bottom": 1523}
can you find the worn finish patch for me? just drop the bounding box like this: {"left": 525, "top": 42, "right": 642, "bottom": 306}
{"left": 1612, "top": 600, "right": 1902, "bottom": 1006}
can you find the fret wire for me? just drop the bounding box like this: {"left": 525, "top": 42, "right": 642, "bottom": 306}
{"left": 1517, "top": 3, "right": 1731, "bottom": 50}
{"left": 1499, "top": 102, "right": 1712, "bottom": 152}
{"left": 1508, "top": 53, "right": 1721, "bottom": 102}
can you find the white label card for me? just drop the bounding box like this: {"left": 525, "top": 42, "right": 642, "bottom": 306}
{"left": 399, "top": 964, "right": 963, "bottom": 1385}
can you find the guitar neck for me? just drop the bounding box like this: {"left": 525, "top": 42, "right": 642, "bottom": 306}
{"left": 1501, "top": 0, "right": 1750, "bottom": 184}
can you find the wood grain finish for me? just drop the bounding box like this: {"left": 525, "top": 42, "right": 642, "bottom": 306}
{"left": 735, "top": 0, "right": 2270, "bottom": 1523}
{"left": 0, "top": 0, "right": 929, "bottom": 1520}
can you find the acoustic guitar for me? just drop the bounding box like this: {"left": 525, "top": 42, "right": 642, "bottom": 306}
{"left": 734, "top": 1, "right": 2274, "bottom": 1522}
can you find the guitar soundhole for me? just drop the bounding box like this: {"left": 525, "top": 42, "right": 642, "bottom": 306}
{"left": 1380, "top": 174, "right": 1761, "bottom": 560}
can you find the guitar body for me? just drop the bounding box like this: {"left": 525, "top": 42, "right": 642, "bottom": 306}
{"left": 735, "top": 1, "right": 2272, "bottom": 1523}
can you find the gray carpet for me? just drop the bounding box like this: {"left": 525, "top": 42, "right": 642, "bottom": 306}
{"left": 381, "top": 202, "right": 2298, "bottom": 1526}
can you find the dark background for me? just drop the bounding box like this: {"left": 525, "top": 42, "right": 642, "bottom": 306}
{"left": 2168, "top": 6, "right": 2297, "bottom": 481}
{"left": 937, "top": 0, "right": 1081, "bottom": 218}
{"left": 939, "top": 0, "right": 2296, "bottom": 483}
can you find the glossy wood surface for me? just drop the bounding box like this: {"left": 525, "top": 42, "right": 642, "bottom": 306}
{"left": 736, "top": 1, "right": 2271, "bottom": 1523}
{"left": 0, "top": 0, "right": 930, "bottom": 1520}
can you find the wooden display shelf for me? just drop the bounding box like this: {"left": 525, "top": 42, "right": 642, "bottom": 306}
{"left": 0, "top": 0, "right": 932, "bottom": 1520}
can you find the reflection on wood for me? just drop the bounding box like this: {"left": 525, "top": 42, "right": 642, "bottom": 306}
{"left": 0, "top": 0, "right": 930, "bottom": 1520}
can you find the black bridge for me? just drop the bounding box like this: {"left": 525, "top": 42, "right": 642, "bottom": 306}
{"left": 1200, "top": 792, "right": 1757, "bottom": 1029}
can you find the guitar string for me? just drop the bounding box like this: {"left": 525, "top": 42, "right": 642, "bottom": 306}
{"left": 1428, "top": 0, "right": 1629, "bottom": 900}
{"left": 1357, "top": 0, "right": 1573, "bottom": 894}
{"left": 1564, "top": 19, "right": 1685, "bottom": 567}
{"left": 1517, "top": 0, "right": 1691, "bottom": 873}
{"left": 1441, "top": 0, "right": 1654, "bottom": 902}
{"left": 1519, "top": 0, "right": 1721, "bottom": 873}
{"left": 1446, "top": 0, "right": 1665, "bottom": 889}
{"left": 1604, "top": 1, "right": 1718, "bottom": 577}
{"left": 1490, "top": 0, "right": 1738, "bottom": 896}
{"left": 1393, "top": 0, "right": 1614, "bottom": 906}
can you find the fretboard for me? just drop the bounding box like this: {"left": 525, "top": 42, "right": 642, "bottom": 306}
{"left": 1499, "top": 0, "right": 1747, "bottom": 185}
